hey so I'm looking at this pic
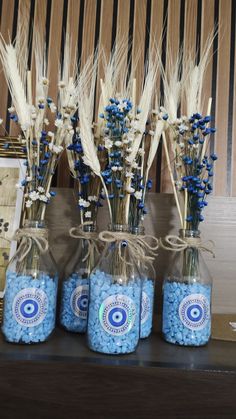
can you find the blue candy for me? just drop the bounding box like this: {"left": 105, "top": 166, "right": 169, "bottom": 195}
{"left": 162, "top": 281, "right": 211, "bottom": 346}
{"left": 87, "top": 270, "right": 141, "bottom": 354}
{"left": 140, "top": 278, "right": 155, "bottom": 339}
{"left": 60, "top": 274, "right": 89, "bottom": 333}
{"left": 2, "top": 272, "right": 58, "bottom": 344}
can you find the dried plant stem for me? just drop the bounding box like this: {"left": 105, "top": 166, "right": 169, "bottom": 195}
{"left": 27, "top": 71, "right": 32, "bottom": 105}
{"left": 162, "top": 130, "right": 184, "bottom": 228}
{"left": 183, "top": 188, "right": 188, "bottom": 230}
{"left": 201, "top": 97, "right": 212, "bottom": 160}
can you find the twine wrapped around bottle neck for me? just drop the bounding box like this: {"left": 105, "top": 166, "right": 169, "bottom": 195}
{"left": 13, "top": 227, "right": 49, "bottom": 262}
{"left": 69, "top": 222, "right": 100, "bottom": 262}
{"left": 159, "top": 235, "right": 215, "bottom": 257}
{"left": 98, "top": 230, "right": 159, "bottom": 266}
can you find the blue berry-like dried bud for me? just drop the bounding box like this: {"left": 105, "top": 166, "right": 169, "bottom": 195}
{"left": 210, "top": 153, "right": 218, "bottom": 161}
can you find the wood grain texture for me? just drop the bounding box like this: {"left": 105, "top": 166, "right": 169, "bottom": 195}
{"left": 214, "top": 0, "right": 232, "bottom": 196}
{"left": 0, "top": 358, "right": 235, "bottom": 419}
{"left": 161, "top": 0, "right": 181, "bottom": 193}
{"left": 80, "top": 0, "right": 97, "bottom": 66}
{"left": 0, "top": 0, "right": 15, "bottom": 132}
{"left": 200, "top": 0, "right": 215, "bottom": 116}
{"left": 132, "top": 0, "right": 147, "bottom": 102}
{"left": 232, "top": 9, "right": 236, "bottom": 196}
{"left": 0, "top": 0, "right": 235, "bottom": 196}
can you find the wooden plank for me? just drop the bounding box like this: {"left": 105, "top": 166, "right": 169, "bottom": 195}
{"left": 80, "top": 0, "right": 97, "bottom": 67}
{"left": 183, "top": 0, "right": 198, "bottom": 55}
{"left": 95, "top": 0, "right": 114, "bottom": 114}
{"left": 30, "top": 0, "right": 47, "bottom": 103}
{"left": 0, "top": 0, "right": 15, "bottom": 135}
{"left": 9, "top": 0, "right": 31, "bottom": 136}
{"left": 232, "top": 3, "right": 236, "bottom": 196}
{"left": 48, "top": 0, "right": 64, "bottom": 105}
{"left": 116, "top": 0, "right": 130, "bottom": 62}
{"left": 161, "top": 0, "right": 181, "bottom": 193}
{"left": 132, "top": 0, "right": 147, "bottom": 102}
{"left": 57, "top": 0, "right": 81, "bottom": 188}
{"left": 149, "top": 0, "right": 164, "bottom": 191}
{"left": 200, "top": 0, "right": 215, "bottom": 116}
{"left": 214, "top": 0, "right": 231, "bottom": 196}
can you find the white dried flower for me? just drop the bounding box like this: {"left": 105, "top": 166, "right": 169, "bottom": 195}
{"left": 49, "top": 103, "right": 57, "bottom": 113}
{"left": 132, "top": 162, "right": 138, "bottom": 169}
{"left": 37, "top": 186, "right": 45, "bottom": 193}
{"left": 125, "top": 172, "right": 134, "bottom": 178}
{"left": 138, "top": 149, "right": 145, "bottom": 156}
{"left": 25, "top": 200, "right": 33, "bottom": 208}
{"left": 134, "top": 190, "right": 143, "bottom": 200}
{"left": 126, "top": 186, "right": 135, "bottom": 194}
{"left": 29, "top": 191, "right": 39, "bottom": 201}
{"left": 88, "top": 196, "right": 98, "bottom": 202}
{"left": 39, "top": 194, "right": 48, "bottom": 203}
{"left": 48, "top": 131, "right": 54, "bottom": 138}
{"left": 111, "top": 166, "right": 118, "bottom": 172}
{"left": 55, "top": 119, "right": 63, "bottom": 128}
{"left": 44, "top": 118, "right": 49, "bottom": 125}
{"left": 79, "top": 198, "right": 90, "bottom": 208}
{"left": 48, "top": 143, "right": 63, "bottom": 154}
{"left": 85, "top": 211, "right": 92, "bottom": 218}
{"left": 8, "top": 106, "right": 15, "bottom": 113}
{"left": 26, "top": 176, "right": 32, "bottom": 182}
{"left": 104, "top": 138, "right": 113, "bottom": 149}
{"left": 114, "top": 141, "right": 122, "bottom": 147}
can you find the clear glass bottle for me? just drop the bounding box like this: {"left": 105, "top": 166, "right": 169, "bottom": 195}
{"left": 162, "top": 229, "right": 212, "bottom": 346}
{"left": 60, "top": 224, "right": 98, "bottom": 333}
{"left": 131, "top": 226, "right": 156, "bottom": 339}
{"left": 2, "top": 220, "right": 58, "bottom": 344}
{"left": 87, "top": 224, "right": 142, "bottom": 354}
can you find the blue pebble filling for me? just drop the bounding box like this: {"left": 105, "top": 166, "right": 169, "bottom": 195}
{"left": 60, "top": 274, "right": 89, "bottom": 333}
{"left": 2, "top": 272, "right": 58, "bottom": 344}
{"left": 140, "top": 278, "right": 155, "bottom": 339}
{"left": 162, "top": 281, "right": 211, "bottom": 346}
{"left": 87, "top": 269, "right": 141, "bottom": 354}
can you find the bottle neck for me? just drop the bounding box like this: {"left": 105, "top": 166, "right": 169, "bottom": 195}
{"left": 108, "top": 223, "right": 130, "bottom": 233}
{"left": 179, "top": 229, "right": 200, "bottom": 239}
{"left": 131, "top": 225, "right": 145, "bottom": 235}
{"left": 23, "top": 220, "right": 46, "bottom": 229}
{"left": 82, "top": 224, "right": 97, "bottom": 233}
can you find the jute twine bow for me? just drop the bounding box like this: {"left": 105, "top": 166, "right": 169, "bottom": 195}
{"left": 13, "top": 228, "right": 49, "bottom": 262}
{"left": 69, "top": 222, "right": 100, "bottom": 262}
{"left": 160, "top": 235, "right": 215, "bottom": 258}
{"left": 98, "top": 230, "right": 159, "bottom": 266}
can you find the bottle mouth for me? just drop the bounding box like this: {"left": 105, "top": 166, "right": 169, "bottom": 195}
{"left": 23, "top": 220, "right": 46, "bottom": 229}
{"left": 108, "top": 223, "right": 131, "bottom": 233}
{"left": 130, "top": 225, "right": 145, "bottom": 235}
{"left": 179, "top": 229, "right": 200, "bottom": 239}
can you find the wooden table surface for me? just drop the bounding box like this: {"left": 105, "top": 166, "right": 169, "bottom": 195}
{"left": 0, "top": 327, "right": 236, "bottom": 419}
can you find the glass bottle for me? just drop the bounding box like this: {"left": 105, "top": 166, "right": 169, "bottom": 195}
{"left": 60, "top": 224, "right": 98, "bottom": 333}
{"left": 131, "top": 226, "right": 156, "bottom": 339}
{"left": 162, "top": 229, "right": 212, "bottom": 346}
{"left": 2, "top": 220, "right": 58, "bottom": 344}
{"left": 87, "top": 224, "right": 142, "bottom": 355}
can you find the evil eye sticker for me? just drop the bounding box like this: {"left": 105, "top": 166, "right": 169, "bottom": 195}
{"left": 70, "top": 285, "right": 89, "bottom": 319}
{"left": 179, "top": 293, "right": 210, "bottom": 331}
{"left": 141, "top": 291, "right": 150, "bottom": 325}
{"left": 99, "top": 294, "right": 136, "bottom": 336}
{"left": 13, "top": 288, "right": 48, "bottom": 327}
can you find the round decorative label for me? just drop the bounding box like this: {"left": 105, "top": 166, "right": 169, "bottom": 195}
{"left": 13, "top": 288, "right": 48, "bottom": 327}
{"left": 99, "top": 294, "right": 136, "bottom": 336}
{"left": 179, "top": 293, "right": 210, "bottom": 330}
{"left": 141, "top": 291, "right": 150, "bottom": 325}
{"left": 70, "top": 285, "right": 89, "bottom": 319}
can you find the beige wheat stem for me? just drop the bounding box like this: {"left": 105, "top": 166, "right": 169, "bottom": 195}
{"left": 162, "top": 131, "right": 184, "bottom": 227}
{"left": 183, "top": 188, "right": 188, "bottom": 230}
{"left": 201, "top": 97, "right": 212, "bottom": 161}
{"left": 27, "top": 71, "right": 32, "bottom": 105}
